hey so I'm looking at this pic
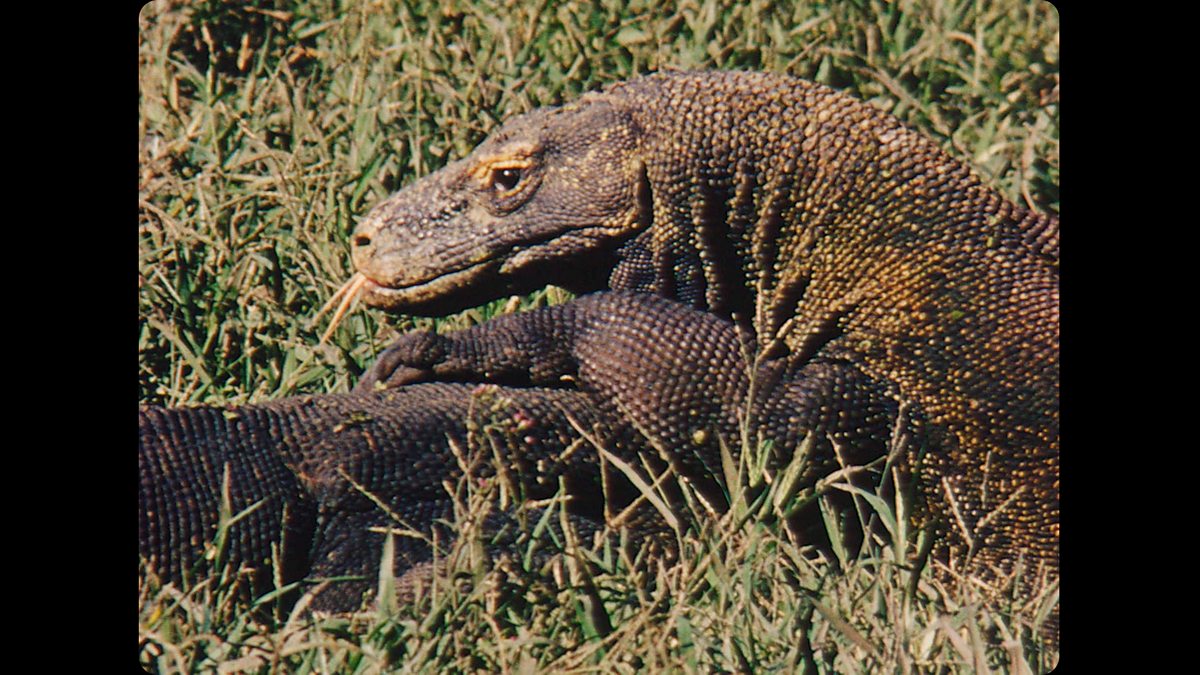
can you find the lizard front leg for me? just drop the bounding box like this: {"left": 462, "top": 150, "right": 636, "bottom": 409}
{"left": 358, "top": 292, "right": 905, "bottom": 465}
{"left": 356, "top": 290, "right": 761, "bottom": 470}
{"left": 356, "top": 299, "right": 590, "bottom": 392}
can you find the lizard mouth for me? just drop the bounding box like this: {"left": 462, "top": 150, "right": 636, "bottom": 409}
{"left": 314, "top": 260, "right": 504, "bottom": 341}
{"left": 357, "top": 258, "right": 500, "bottom": 312}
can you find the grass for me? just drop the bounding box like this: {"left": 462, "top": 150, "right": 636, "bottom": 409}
{"left": 140, "top": 388, "right": 1058, "bottom": 672}
{"left": 138, "top": 0, "right": 1059, "bottom": 671}
{"left": 138, "top": 0, "right": 1058, "bottom": 408}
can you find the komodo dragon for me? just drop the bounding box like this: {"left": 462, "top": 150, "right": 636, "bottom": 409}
{"left": 345, "top": 70, "right": 1058, "bottom": 602}
{"left": 141, "top": 70, "right": 1057, "bottom": 632}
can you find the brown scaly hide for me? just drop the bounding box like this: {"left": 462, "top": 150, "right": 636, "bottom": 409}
{"left": 352, "top": 70, "right": 1058, "bottom": 621}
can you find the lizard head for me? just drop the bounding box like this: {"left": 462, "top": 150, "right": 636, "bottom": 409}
{"left": 351, "top": 96, "right": 648, "bottom": 315}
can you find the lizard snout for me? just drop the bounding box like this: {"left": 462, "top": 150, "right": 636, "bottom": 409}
{"left": 349, "top": 214, "right": 390, "bottom": 282}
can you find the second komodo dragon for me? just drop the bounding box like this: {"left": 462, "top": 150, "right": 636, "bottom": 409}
{"left": 141, "top": 70, "right": 1058, "bottom": 636}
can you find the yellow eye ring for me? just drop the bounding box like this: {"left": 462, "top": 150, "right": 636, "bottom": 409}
{"left": 473, "top": 156, "right": 534, "bottom": 195}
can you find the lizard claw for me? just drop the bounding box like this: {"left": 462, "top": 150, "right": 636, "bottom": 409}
{"left": 355, "top": 330, "right": 448, "bottom": 392}
{"left": 354, "top": 364, "right": 434, "bottom": 392}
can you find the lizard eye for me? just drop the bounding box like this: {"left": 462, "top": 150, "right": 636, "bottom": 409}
{"left": 492, "top": 167, "right": 522, "bottom": 193}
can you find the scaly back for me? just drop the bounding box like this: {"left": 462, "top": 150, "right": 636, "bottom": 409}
{"left": 602, "top": 71, "right": 1058, "bottom": 576}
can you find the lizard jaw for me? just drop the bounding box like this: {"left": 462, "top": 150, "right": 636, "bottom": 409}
{"left": 357, "top": 258, "right": 504, "bottom": 315}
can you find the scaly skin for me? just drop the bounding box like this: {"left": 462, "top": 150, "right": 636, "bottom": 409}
{"left": 139, "top": 383, "right": 613, "bottom": 611}
{"left": 350, "top": 70, "right": 1058, "bottom": 615}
